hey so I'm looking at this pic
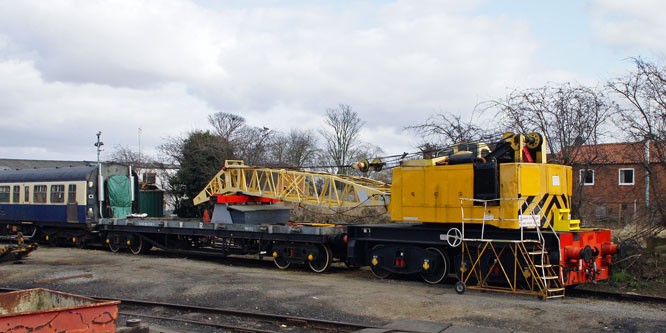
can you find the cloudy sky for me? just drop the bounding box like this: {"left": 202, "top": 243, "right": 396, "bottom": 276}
{"left": 0, "top": 0, "right": 664, "bottom": 162}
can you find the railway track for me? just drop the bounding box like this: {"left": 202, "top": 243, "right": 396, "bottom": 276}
{"left": 0, "top": 287, "right": 376, "bottom": 332}
{"left": 567, "top": 287, "right": 666, "bottom": 305}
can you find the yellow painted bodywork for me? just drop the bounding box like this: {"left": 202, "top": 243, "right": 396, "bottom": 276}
{"left": 193, "top": 160, "right": 391, "bottom": 207}
{"left": 388, "top": 162, "right": 573, "bottom": 229}
{"left": 552, "top": 208, "right": 580, "bottom": 231}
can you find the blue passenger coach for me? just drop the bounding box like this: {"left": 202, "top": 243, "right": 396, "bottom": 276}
{"left": 0, "top": 164, "right": 137, "bottom": 241}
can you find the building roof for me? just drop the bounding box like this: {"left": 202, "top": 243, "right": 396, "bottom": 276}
{"left": 563, "top": 141, "right": 664, "bottom": 165}
{"left": 0, "top": 159, "right": 95, "bottom": 171}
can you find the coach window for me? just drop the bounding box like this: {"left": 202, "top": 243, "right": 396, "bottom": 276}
{"left": 67, "top": 184, "right": 77, "bottom": 203}
{"left": 50, "top": 185, "right": 65, "bottom": 203}
{"left": 12, "top": 185, "right": 20, "bottom": 203}
{"left": 24, "top": 186, "right": 29, "bottom": 203}
{"left": 0, "top": 186, "right": 9, "bottom": 203}
{"left": 618, "top": 168, "right": 634, "bottom": 186}
{"left": 33, "top": 185, "right": 47, "bottom": 203}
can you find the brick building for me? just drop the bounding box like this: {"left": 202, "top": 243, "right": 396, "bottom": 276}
{"left": 565, "top": 141, "right": 665, "bottom": 223}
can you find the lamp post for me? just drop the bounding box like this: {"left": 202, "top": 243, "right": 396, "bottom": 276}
{"left": 94, "top": 131, "right": 104, "bottom": 164}
{"left": 94, "top": 131, "right": 104, "bottom": 218}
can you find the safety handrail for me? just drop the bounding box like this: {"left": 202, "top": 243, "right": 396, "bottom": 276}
{"left": 459, "top": 197, "right": 562, "bottom": 287}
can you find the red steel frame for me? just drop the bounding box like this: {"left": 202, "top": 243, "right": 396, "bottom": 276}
{"left": 559, "top": 229, "right": 616, "bottom": 285}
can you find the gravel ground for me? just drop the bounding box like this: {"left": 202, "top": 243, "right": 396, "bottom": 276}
{"left": 1, "top": 245, "right": 665, "bottom": 332}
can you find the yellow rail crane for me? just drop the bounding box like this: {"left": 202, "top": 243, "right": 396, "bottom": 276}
{"left": 194, "top": 132, "right": 622, "bottom": 299}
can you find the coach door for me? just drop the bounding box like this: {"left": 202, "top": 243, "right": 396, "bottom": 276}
{"left": 67, "top": 184, "right": 78, "bottom": 222}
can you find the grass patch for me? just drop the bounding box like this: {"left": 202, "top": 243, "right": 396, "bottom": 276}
{"left": 609, "top": 270, "right": 631, "bottom": 287}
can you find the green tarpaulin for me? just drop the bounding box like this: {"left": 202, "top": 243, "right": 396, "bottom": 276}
{"left": 107, "top": 175, "right": 132, "bottom": 218}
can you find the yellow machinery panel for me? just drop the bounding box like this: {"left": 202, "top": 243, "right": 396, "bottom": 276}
{"left": 401, "top": 169, "right": 424, "bottom": 207}
{"left": 391, "top": 164, "right": 475, "bottom": 223}
{"left": 389, "top": 162, "right": 573, "bottom": 229}
{"left": 497, "top": 163, "right": 572, "bottom": 229}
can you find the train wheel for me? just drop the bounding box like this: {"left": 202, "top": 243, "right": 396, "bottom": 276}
{"left": 75, "top": 239, "right": 87, "bottom": 249}
{"left": 108, "top": 241, "right": 121, "bottom": 253}
{"left": 308, "top": 244, "right": 332, "bottom": 273}
{"left": 274, "top": 256, "right": 290, "bottom": 270}
{"left": 129, "top": 237, "right": 151, "bottom": 255}
{"left": 420, "top": 247, "right": 449, "bottom": 284}
{"left": 369, "top": 244, "right": 391, "bottom": 279}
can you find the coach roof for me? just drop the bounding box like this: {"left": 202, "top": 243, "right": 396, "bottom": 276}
{"left": 0, "top": 165, "right": 98, "bottom": 183}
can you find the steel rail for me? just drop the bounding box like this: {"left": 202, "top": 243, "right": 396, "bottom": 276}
{"left": 0, "top": 287, "right": 375, "bottom": 331}
{"left": 567, "top": 288, "right": 666, "bottom": 305}
{"left": 118, "top": 311, "right": 277, "bottom": 333}
{"left": 115, "top": 297, "right": 372, "bottom": 331}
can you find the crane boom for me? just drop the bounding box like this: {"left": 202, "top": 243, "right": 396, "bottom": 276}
{"left": 193, "top": 160, "right": 391, "bottom": 208}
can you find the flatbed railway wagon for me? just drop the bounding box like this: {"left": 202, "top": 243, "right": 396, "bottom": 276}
{"left": 98, "top": 213, "right": 346, "bottom": 272}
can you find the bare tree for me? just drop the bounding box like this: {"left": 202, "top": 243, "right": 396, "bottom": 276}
{"left": 609, "top": 57, "right": 666, "bottom": 228}
{"left": 319, "top": 104, "right": 364, "bottom": 174}
{"left": 234, "top": 126, "right": 274, "bottom": 165}
{"left": 487, "top": 82, "right": 616, "bottom": 165}
{"left": 287, "top": 130, "right": 319, "bottom": 167}
{"left": 108, "top": 145, "right": 149, "bottom": 169}
{"left": 405, "top": 112, "right": 497, "bottom": 153}
{"left": 206, "top": 111, "right": 277, "bottom": 165}
{"left": 270, "top": 129, "right": 319, "bottom": 167}
{"left": 208, "top": 112, "right": 245, "bottom": 142}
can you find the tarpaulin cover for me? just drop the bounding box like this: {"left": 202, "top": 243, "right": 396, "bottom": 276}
{"left": 107, "top": 175, "right": 132, "bottom": 218}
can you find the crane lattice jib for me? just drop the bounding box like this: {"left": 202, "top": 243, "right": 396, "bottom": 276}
{"left": 193, "top": 160, "right": 391, "bottom": 208}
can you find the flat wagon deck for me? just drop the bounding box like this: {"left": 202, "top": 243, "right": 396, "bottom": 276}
{"left": 98, "top": 217, "right": 347, "bottom": 272}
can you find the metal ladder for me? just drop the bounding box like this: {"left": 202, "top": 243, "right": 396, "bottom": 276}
{"left": 519, "top": 241, "right": 564, "bottom": 299}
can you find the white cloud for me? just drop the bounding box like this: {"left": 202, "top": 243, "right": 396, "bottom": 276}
{"left": 0, "top": 0, "right": 600, "bottom": 161}
{"left": 589, "top": 0, "right": 666, "bottom": 55}
{"left": 0, "top": 60, "right": 214, "bottom": 160}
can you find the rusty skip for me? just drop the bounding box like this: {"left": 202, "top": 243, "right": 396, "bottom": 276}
{"left": 0, "top": 288, "right": 120, "bottom": 332}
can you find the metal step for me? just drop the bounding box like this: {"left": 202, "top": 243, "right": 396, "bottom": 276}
{"left": 535, "top": 264, "right": 552, "bottom": 268}
{"left": 542, "top": 276, "right": 559, "bottom": 280}
{"left": 546, "top": 294, "right": 565, "bottom": 299}
{"left": 548, "top": 287, "right": 565, "bottom": 292}
{"left": 527, "top": 251, "right": 544, "bottom": 255}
